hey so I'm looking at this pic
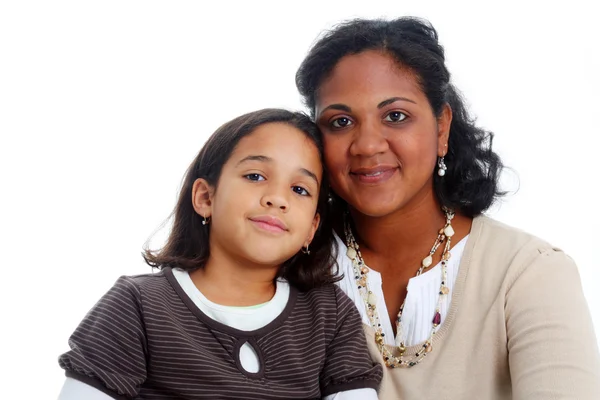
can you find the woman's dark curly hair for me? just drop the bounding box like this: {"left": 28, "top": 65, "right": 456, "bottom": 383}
{"left": 144, "top": 108, "right": 339, "bottom": 291}
{"left": 296, "top": 17, "right": 504, "bottom": 217}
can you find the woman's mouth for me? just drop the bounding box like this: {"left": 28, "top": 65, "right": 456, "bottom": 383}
{"left": 350, "top": 166, "right": 398, "bottom": 184}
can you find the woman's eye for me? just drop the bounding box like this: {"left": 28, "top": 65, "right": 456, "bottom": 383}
{"left": 331, "top": 117, "right": 353, "bottom": 128}
{"left": 292, "top": 186, "right": 310, "bottom": 196}
{"left": 384, "top": 111, "right": 407, "bottom": 123}
{"left": 244, "top": 173, "right": 265, "bottom": 181}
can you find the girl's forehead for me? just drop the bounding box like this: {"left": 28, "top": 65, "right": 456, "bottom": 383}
{"left": 236, "top": 123, "right": 312, "bottom": 150}
{"left": 227, "top": 123, "right": 321, "bottom": 168}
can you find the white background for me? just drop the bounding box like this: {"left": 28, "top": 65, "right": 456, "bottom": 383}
{"left": 1, "top": 1, "right": 598, "bottom": 398}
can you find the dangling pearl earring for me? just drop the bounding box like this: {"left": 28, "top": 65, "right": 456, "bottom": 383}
{"left": 437, "top": 156, "right": 447, "bottom": 177}
{"left": 201, "top": 215, "right": 211, "bottom": 226}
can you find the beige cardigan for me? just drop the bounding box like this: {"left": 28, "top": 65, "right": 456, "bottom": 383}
{"left": 357, "top": 216, "right": 600, "bottom": 399}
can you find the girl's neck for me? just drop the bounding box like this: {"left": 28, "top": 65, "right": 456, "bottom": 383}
{"left": 189, "top": 251, "right": 279, "bottom": 307}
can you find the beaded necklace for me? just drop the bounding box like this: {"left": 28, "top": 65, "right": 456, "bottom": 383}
{"left": 344, "top": 208, "right": 455, "bottom": 368}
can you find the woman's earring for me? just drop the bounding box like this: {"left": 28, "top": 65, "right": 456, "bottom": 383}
{"left": 437, "top": 156, "right": 447, "bottom": 177}
{"left": 201, "top": 215, "right": 211, "bottom": 226}
{"left": 301, "top": 244, "right": 310, "bottom": 255}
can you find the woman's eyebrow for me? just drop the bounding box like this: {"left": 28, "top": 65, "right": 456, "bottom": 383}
{"left": 318, "top": 96, "right": 416, "bottom": 116}
{"left": 319, "top": 103, "right": 352, "bottom": 114}
{"left": 377, "top": 96, "right": 417, "bottom": 108}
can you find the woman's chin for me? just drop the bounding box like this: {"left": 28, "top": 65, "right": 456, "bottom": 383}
{"left": 350, "top": 197, "right": 403, "bottom": 218}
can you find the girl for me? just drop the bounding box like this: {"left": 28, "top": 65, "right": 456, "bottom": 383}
{"left": 58, "top": 109, "right": 382, "bottom": 399}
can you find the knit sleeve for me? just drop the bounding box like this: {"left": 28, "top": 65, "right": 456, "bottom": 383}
{"left": 506, "top": 249, "right": 600, "bottom": 399}
{"left": 58, "top": 276, "right": 148, "bottom": 400}
{"left": 320, "top": 285, "right": 383, "bottom": 396}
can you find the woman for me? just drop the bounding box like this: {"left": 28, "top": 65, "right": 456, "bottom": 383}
{"left": 296, "top": 17, "right": 600, "bottom": 399}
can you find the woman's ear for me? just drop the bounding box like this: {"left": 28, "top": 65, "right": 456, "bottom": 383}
{"left": 437, "top": 103, "right": 453, "bottom": 156}
{"left": 192, "top": 178, "right": 214, "bottom": 219}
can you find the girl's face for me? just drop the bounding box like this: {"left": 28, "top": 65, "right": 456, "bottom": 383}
{"left": 315, "top": 50, "right": 451, "bottom": 218}
{"left": 195, "top": 123, "right": 322, "bottom": 267}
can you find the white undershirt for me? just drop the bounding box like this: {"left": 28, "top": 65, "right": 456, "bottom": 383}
{"left": 335, "top": 234, "right": 468, "bottom": 346}
{"left": 173, "top": 268, "right": 290, "bottom": 331}
{"left": 58, "top": 269, "right": 377, "bottom": 400}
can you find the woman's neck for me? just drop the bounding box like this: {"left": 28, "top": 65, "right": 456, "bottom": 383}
{"left": 189, "top": 250, "right": 278, "bottom": 307}
{"left": 349, "top": 193, "right": 471, "bottom": 262}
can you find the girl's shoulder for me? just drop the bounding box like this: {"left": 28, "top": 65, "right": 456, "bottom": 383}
{"left": 120, "top": 268, "right": 170, "bottom": 290}
{"left": 295, "top": 283, "right": 358, "bottom": 322}
{"left": 88, "top": 268, "right": 178, "bottom": 317}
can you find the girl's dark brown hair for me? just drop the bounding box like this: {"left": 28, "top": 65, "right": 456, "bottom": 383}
{"left": 143, "top": 108, "right": 339, "bottom": 291}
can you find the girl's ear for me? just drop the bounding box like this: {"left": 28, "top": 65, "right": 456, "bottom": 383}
{"left": 304, "top": 213, "right": 321, "bottom": 247}
{"left": 192, "top": 178, "right": 214, "bottom": 218}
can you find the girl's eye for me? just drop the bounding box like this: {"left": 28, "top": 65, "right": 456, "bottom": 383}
{"left": 331, "top": 117, "right": 353, "bottom": 128}
{"left": 384, "top": 111, "right": 407, "bottom": 123}
{"left": 244, "top": 173, "right": 265, "bottom": 181}
{"left": 292, "top": 186, "right": 310, "bottom": 196}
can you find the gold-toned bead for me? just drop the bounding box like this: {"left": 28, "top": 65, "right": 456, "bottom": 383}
{"left": 441, "top": 286, "right": 450, "bottom": 295}
{"left": 442, "top": 251, "right": 451, "bottom": 261}
{"left": 398, "top": 345, "right": 406, "bottom": 354}
{"left": 425, "top": 342, "right": 433, "bottom": 353}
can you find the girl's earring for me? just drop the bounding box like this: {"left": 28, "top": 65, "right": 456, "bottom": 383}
{"left": 437, "top": 156, "right": 447, "bottom": 177}
{"left": 201, "top": 215, "right": 211, "bottom": 226}
{"left": 301, "top": 244, "right": 310, "bottom": 255}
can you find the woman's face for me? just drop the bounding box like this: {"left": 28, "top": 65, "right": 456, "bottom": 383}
{"left": 315, "top": 50, "right": 451, "bottom": 217}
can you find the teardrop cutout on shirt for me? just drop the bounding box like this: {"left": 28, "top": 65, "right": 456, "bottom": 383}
{"left": 233, "top": 339, "right": 265, "bottom": 379}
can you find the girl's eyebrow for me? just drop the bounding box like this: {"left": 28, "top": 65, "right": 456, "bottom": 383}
{"left": 300, "top": 168, "right": 319, "bottom": 186}
{"left": 236, "top": 154, "right": 271, "bottom": 166}
{"left": 236, "top": 154, "right": 319, "bottom": 185}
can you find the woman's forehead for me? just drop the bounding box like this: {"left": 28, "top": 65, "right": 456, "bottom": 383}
{"left": 315, "top": 51, "right": 424, "bottom": 113}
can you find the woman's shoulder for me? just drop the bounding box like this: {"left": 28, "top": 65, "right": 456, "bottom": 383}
{"left": 471, "top": 215, "right": 576, "bottom": 284}
{"left": 474, "top": 214, "right": 562, "bottom": 255}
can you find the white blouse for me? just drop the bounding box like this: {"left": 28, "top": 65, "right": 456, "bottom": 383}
{"left": 335, "top": 234, "right": 468, "bottom": 346}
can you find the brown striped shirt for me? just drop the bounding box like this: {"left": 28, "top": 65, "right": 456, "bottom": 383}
{"left": 58, "top": 267, "right": 382, "bottom": 399}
